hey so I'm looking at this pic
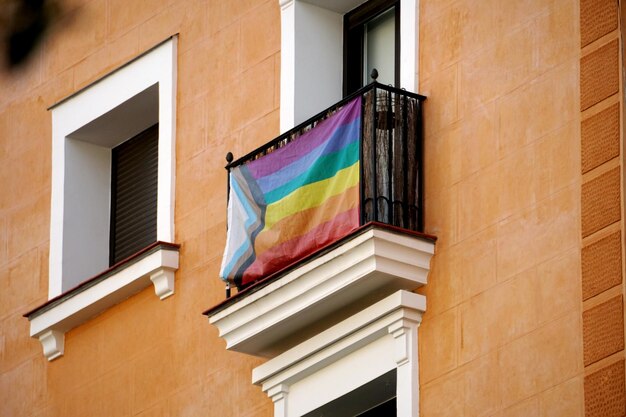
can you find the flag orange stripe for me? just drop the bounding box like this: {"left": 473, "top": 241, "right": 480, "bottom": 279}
{"left": 243, "top": 207, "right": 359, "bottom": 283}
{"left": 253, "top": 185, "right": 359, "bottom": 257}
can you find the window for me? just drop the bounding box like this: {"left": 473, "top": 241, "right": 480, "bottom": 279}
{"left": 49, "top": 39, "right": 177, "bottom": 296}
{"left": 25, "top": 37, "right": 179, "bottom": 361}
{"left": 344, "top": 0, "right": 399, "bottom": 95}
{"left": 252, "top": 290, "right": 423, "bottom": 417}
{"left": 279, "top": 0, "right": 418, "bottom": 131}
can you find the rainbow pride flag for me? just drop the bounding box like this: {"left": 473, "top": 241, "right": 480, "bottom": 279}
{"left": 220, "top": 97, "right": 362, "bottom": 286}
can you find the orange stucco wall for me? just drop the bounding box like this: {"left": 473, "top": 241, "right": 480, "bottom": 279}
{"left": 418, "top": 0, "right": 587, "bottom": 415}
{"left": 1, "top": 0, "right": 622, "bottom": 416}
{"left": 0, "top": 0, "right": 278, "bottom": 416}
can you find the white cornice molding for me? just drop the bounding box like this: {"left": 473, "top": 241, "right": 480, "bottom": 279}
{"left": 278, "top": 0, "right": 420, "bottom": 131}
{"left": 252, "top": 290, "right": 425, "bottom": 385}
{"left": 279, "top": 0, "right": 294, "bottom": 10}
{"left": 208, "top": 226, "right": 434, "bottom": 357}
{"left": 253, "top": 290, "right": 425, "bottom": 416}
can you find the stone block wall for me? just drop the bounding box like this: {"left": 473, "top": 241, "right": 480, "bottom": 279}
{"left": 579, "top": 0, "right": 626, "bottom": 416}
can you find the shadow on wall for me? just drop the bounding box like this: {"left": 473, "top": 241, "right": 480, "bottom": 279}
{"left": 0, "top": 0, "right": 71, "bottom": 71}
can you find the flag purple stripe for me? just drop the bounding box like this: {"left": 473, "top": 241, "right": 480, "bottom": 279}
{"left": 256, "top": 119, "right": 359, "bottom": 194}
{"left": 246, "top": 97, "right": 361, "bottom": 180}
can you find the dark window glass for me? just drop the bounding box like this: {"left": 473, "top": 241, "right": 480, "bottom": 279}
{"left": 109, "top": 124, "right": 159, "bottom": 265}
{"left": 344, "top": 0, "right": 399, "bottom": 95}
{"left": 303, "top": 370, "right": 397, "bottom": 417}
{"left": 357, "top": 398, "right": 397, "bottom": 416}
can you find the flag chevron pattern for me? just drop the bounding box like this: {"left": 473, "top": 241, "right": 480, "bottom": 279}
{"left": 220, "top": 97, "right": 362, "bottom": 286}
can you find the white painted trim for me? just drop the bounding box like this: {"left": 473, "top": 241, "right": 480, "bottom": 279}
{"left": 28, "top": 247, "right": 179, "bottom": 360}
{"left": 279, "top": 0, "right": 296, "bottom": 132}
{"left": 150, "top": 268, "right": 176, "bottom": 300}
{"left": 389, "top": 318, "right": 419, "bottom": 416}
{"left": 39, "top": 330, "right": 64, "bottom": 361}
{"left": 208, "top": 226, "right": 434, "bottom": 357}
{"left": 269, "top": 384, "right": 289, "bottom": 417}
{"left": 278, "top": 0, "right": 420, "bottom": 132}
{"left": 252, "top": 290, "right": 424, "bottom": 416}
{"left": 49, "top": 37, "right": 177, "bottom": 298}
{"left": 156, "top": 40, "right": 177, "bottom": 244}
{"left": 251, "top": 290, "right": 424, "bottom": 383}
{"left": 400, "top": 0, "right": 418, "bottom": 92}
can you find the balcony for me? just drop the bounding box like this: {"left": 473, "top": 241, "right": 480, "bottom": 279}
{"left": 205, "top": 82, "right": 435, "bottom": 358}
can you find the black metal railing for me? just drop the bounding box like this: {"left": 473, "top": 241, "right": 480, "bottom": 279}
{"left": 225, "top": 81, "right": 426, "bottom": 259}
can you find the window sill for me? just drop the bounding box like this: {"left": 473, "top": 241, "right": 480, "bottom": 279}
{"left": 205, "top": 223, "right": 435, "bottom": 358}
{"left": 24, "top": 242, "right": 180, "bottom": 361}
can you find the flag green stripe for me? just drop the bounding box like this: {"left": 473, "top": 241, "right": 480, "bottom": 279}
{"left": 263, "top": 140, "right": 359, "bottom": 204}
{"left": 263, "top": 162, "right": 360, "bottom": 231}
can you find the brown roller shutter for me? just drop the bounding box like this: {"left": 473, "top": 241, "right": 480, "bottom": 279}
{"left": 109, "top": 124, "right": 159, "bottom": 265}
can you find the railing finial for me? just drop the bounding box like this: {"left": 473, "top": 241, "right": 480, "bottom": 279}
{"left": 370, "top": 68, "right": 378, "bottom": 82}
{"left": 225, "top": 152, "right": 234, "bottom": 164}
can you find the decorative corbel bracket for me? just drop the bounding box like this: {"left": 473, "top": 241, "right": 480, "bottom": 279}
{"left": 24, "top": 243, "right": 179, "bottom": 361}
{"left": 39, "top": 329, "right": 65, "bottom": 361}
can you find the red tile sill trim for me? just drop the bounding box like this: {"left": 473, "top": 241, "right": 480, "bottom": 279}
{"left": 23, "top": 241, "right": 181, "bottom": 319}
{"left": 203, "top": 222, "right": 436, "bottom": 317}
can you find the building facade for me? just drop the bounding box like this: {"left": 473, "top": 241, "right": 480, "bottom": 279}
{"left": 0, "top": 0, "right": 624, "bottom": 416}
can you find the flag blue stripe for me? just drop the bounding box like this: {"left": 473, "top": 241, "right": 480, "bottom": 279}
{"left": 221, "top": 175, "right": 260, "bottom": 278}
{"left": 256, "top": 118, "right": 360, "bottom": 193}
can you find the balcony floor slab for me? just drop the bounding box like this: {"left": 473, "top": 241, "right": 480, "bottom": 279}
{"left": 206, "top": 223, "right": 435, "bottom": 358}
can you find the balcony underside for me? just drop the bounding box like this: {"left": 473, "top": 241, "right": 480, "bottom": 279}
{"left": 206, "top": 223, "right": 435, "bottom": 358}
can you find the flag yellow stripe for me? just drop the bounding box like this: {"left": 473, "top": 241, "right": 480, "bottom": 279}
{"left": 254, "top": 185, "right": 359, "bottom": 257}
{"left": 263, "top": 162, "right": 360, "bottom": 231}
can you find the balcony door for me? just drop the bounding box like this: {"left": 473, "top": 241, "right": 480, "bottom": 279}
{"left": 344, "top": 0, "right": 400, "bottom": 95}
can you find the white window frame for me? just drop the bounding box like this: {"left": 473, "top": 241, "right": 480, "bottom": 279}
{"left": 266, "top": 2, "right": 423, "bottom": 401}
{"left": 208, "top": 223, "right": 433, "bottom": 417}
{"left": 26, "top": 37, "right": 178, "bottom": 361}
{"left": 279, "top": 0, "right": 419, "bottom": 132}
{"left": 49, "top": 37, "right": 177, "bottom": 297}
{"left": 252, "top": 290, "right": 424, "bottom": 417}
